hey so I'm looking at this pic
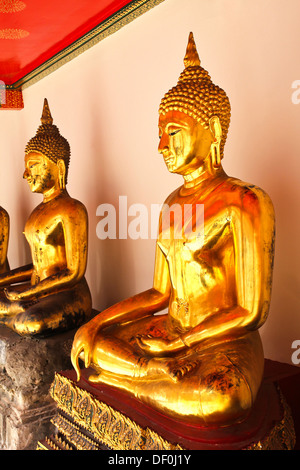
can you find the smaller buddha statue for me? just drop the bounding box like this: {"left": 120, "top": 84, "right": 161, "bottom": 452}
{"left": 71, "top": 33, "right": 275, "bottom": 426}
{"left": 0, "top": 99, "right": 92, "bottom": 337}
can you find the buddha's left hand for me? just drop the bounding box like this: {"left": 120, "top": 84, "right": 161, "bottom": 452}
{"left": 4, "top": 289, "right": 22, "bottom": 301}
{"left": 136, "top": 334, "right": 186, "bottom": 356}
{"left": 4, "top": 288, "right": 36, "bottom": 302}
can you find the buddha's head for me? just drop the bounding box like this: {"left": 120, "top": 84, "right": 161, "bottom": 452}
{"left": 158, "top": 33, "right": 230, "bottom": 175}
{"left": 24, "top": 99, "right": 70, "bottom": 194}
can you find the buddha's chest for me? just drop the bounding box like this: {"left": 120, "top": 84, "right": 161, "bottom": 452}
{"left": 159, "top": 198, "right": 227, "bottom": 256}
{"left": 24, "top": 206, "right": 64, "bottom": 248}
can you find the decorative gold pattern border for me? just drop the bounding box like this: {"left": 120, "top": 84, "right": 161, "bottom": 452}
{"left": 37, "top": 435, "right": 73, "bottom": 450}
{"left": 48, "top": 372, "right": 182, "bottom": 450}
{"left": 10, "top": 0, "right": 166, "bottom": 90}
{"left": 42, "top": 372, "right": 296, "bottom": 451}
{"left": 51, "top": 414, "right": 100, "bottom": 450}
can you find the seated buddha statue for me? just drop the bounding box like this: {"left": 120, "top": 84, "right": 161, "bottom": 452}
{"left": 71, "top": 33, "right": 275, "bottom": 426}
{"left": 0, "top": 99, "right": 92, "bottom": 337}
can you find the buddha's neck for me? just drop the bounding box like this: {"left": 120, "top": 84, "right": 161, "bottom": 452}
{"left": 43, "top": 186, "right": 65, "bottom": 203}
{"left": 183, "top": 163, "right": 224, "bottom": 190}
{"left": 183, "top": 166, "right": 208, "bottom": 188}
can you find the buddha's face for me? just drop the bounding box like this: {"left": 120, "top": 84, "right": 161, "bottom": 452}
{"left": 24, "top": 151, "right": 60, "bottom": 194}
{"left": 158, "top": 111, "right": 213, "bottom": 176}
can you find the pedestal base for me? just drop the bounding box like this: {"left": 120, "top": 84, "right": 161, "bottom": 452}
{"left": 37, "top": 360, "right": 297, "bottom": 451}
{"left": 0, "top": 327, "right": 75, "bottom": 450}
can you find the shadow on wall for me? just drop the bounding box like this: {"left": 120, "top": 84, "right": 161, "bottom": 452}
{"left": 8, "top": 172, "right": 34, "bottom": 270}
{"left": 260, "top": 152, "right": 300, "bottom": 363}
{"left": 84, "top": 105, "right": 138, "bottom": 312}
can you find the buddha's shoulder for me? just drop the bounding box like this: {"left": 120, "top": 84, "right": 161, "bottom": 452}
{"left": 55, "top": 194, "right": 88, "bottom": 216}
{"left": 220, "top": 177, "right": 274, "bottom": 212}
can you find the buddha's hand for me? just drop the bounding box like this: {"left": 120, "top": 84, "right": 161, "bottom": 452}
{"left": 71, "top": 323, "right": 96, "bottom": 381}
{"left": 3, "top": 288, "right": 32, "bottom": 302}
{"left": 136, "top": 334, "right": 186, "bottom": 356}
{"left": 4, "top": 287, "right": 37, "bottom": 302}
{"left": 4, "top": 289, "right": 21, "bottom": 301}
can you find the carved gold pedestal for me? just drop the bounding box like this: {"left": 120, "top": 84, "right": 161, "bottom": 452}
{"left": 37, "top": 360, "right": 296, "bottom": 451}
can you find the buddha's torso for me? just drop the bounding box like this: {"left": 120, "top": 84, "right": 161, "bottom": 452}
{"left": 158, "top": 176, "right": 252, "bottom": 332}
{"left": 24, "top": 195, "right": 71, "bottom": 284}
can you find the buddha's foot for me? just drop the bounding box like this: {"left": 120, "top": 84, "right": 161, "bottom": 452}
{"left": 144, "top": 357, "right": 199, "bottom": 383}
{"left": 88, "top": 372, "right": 103, "bottom": 383}
{"left": 166, "top": 357, "right": 199, "bottom": 382}
{"left": 87, "top": 356, "right": 199, "bottom": 385}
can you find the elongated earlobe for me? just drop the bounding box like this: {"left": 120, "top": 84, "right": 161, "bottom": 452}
{"left": 209, "top": 116, "right": 222, "bottom": 169}
{"left": 57, "top": 159, "right": 66, "bottom": 190}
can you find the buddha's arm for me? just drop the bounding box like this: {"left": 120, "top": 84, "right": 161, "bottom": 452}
{"left": 5, "top": 206, "right": 88, "bottom": 301}
{"left": 180, "top": 189, "right": 275, "bottom": 349}
{"left": 82, "top": 243, "right": 170, "bottom": 332}
{"left": 0, "top": 264, "right": 33, "bottom": 287}
{"left": 71, "top": 243, "right": 171, "bottom": 379}
{"left": 140, "top": 189, "right": 275, "bottom": 354}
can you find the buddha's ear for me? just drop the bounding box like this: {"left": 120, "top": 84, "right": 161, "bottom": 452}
{"left": 209, "top": 115, "right": 222, "bottom": 141}
{"left": 209, "top": 116, "right": 222, "bottom": 169}
{"left": 57, "top": 159, "right": 66, "bottom": 190}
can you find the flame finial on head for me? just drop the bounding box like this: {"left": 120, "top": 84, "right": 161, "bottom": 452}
{"left": 40, "top": 98, "right": 53, "bottom": 125}
{"left": 183, "top": 32, "right": 201, "bottom": 68}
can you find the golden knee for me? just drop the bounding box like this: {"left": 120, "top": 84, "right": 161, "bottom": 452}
{"left": 200, "top": 369, "right": 252, "bottom": 426}
{"left": 12, "top": 316, "right": 46, "bottom": 336}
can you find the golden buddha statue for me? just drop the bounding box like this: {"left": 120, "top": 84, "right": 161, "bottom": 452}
{"left": 71, "top": 33, "right": 275, "bottom": 427}
{"left": 0, "top": 99, "right": 92, "bottom": 337}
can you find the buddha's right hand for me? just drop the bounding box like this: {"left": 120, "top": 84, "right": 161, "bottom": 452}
{"left": 71, "top": 322, "right": 97, "bottom": 381}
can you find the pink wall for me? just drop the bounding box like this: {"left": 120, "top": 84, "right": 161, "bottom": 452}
{"left": 0, "top": 0, "right": 299, "bottom": 364}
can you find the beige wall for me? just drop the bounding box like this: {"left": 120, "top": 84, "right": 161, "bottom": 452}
{"left": 0, "top": 0, "right": 299, "bottom": 364}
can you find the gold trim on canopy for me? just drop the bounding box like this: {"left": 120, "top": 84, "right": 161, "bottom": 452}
{"left": 9, "top": 0, "right": 166, "bottom": 90}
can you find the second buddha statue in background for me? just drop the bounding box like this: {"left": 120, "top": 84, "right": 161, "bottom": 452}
{"left": 0, "top": 99, "right": 92, "bottom": 337}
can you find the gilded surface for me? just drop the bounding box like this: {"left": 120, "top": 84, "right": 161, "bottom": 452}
{"left": 0, "top": 99, "right": 92, "bottom": 336}
{"left": 71, "top": 33, "right": 276, "bottom": 426}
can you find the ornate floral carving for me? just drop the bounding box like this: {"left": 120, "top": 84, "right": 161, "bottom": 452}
{"left": 38, "top": 373, "right": 296, "bottom": 451}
